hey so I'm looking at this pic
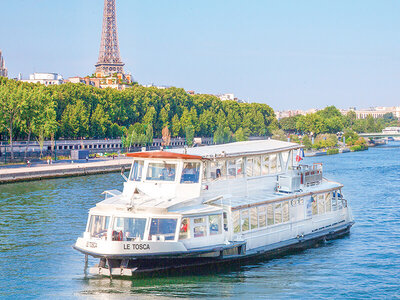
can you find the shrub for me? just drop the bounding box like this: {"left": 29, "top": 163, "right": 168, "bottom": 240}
{"left": 350, "top": 145, "right": 368, "bottom": 152}
{"left": 327, "top": 149, "right": 339, "bottom": 155}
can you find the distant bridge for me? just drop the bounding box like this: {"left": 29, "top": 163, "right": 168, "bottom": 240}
{"left": 358, "top": 132, "right": 400, "bottom": 138}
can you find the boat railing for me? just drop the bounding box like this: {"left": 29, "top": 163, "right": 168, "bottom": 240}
{"left": 297, "top": 163, "right": 323, "bottom": 186}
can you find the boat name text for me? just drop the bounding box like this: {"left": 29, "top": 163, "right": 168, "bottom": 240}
{"left": 124, "top": 243, "right": 150, "bottom": 251}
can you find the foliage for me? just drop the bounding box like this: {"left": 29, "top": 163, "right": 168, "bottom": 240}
{"left": 185, "top": 125, "right": 195, "bottom": 147}
{"left": 350, "top": 144, "right": 368, "bottom": 152}
{"left": 279, "top": 115, "right": 300, "bottom": 133}
{"left": 271, "top": 129, "right": 287, "bottom": 141}
{"left": 301, "top": 135, "right": 313, "bottom": 150}
{"left": 312, "top": 134, "right": 338, "bottom": 150}
{"left": 0, "top": 78, "right": 276, "bottom": 146}
{"left": 327, "top": 149, "right": 339, "bottom": 155}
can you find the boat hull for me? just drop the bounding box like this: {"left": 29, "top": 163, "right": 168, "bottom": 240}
{"left": 83, "top": 221, "right": 354, "bottom": 277}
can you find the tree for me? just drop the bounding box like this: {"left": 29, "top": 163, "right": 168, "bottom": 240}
{"left": 162, "top": 126, "right": 171, "bottom": 146}
{"left": 145, "top": 124, "right": 154, "bottom": 146}
{"left": 279, "top": 116, "right": 299, "bottom": 133}
{"left": 302, "top": 135, "right": 312, "bottom": 149}
{"left": 185, "top": 125, "right": 195, "bottom": 147}
{"left": 213, "top": 126, "right": 225, "bottom": 144}
{"left": 0, "top": 82, "right": 23, "bottom": 159}
{"left": 234, "top": 127, "right": 247, "bottom": 142}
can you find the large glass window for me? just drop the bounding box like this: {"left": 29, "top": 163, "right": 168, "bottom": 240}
{"left": 146, "top": 162, "right": 177, "bottom": 182}
{"left": 282, "top": 201, "right": 289, "bottom": 222}
{"left": 325, "top": 193, "right": 332, "bottom": 212}
{"left": 332, "top": 191, "right": 338, "bottom": 211}
{"left": 250, "top": 207, "right": 258, "bottom": 230}
{"left": 193, "top": 217, "right": 207, "bottom": 238}
{"left": 270, "top": 154, "right": 277, "bottom": 173}
{"left": 233, "top": 211, "right": 240, "bottom": 233}
{"left": 258, "top": 206, "right": 267, "bottom": 227}
{"left": 312, "top": 195, "right": 318, "bottom": 215}
{"left": 88, "top": 215, "right": 110, "bottom": 239}
{"left": 149, "top": 218, "right": 177, "bottom": 241}
{"left": 253, "top": 156, "right": 261, "bottom": 176}
{"left": 318, "top": 194, "right": 325, "bottom": 214}
{"left": 236, "top": 158, "right": 244, "bottom": 178}
{"left": 130, "top": 160, "right": 144, "bottom": 181}
{"left": 267, "top": 204, "right": 274, "bottom": 225}
{"left": 246, "top": 158, "right": 253, "bottom": 177}
{"left": 181, "top": 162, "right": 201, "bottom": 183}
{"left": 275, "top": 203, "right": 282, "bottom": 224}
{"left": 179, "top": 218, "right": 190, "bottom": 240}
{"left": 210, "top": 161, "right": 226, "bottom": 179}
{"left": 209, "top": 215, "right": 222, "bottom": 235}
{"left": 241, "top": 210, "right": 250, "bottom": 231}
{"left": 262, "top": 155, "right": 270, "bottom": 175}
{"left": 113, "top": 217, "right": 146, "bottom": 241}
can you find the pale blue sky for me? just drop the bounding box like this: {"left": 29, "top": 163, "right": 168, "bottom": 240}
{"left": 0, "top": 0, "right": 399, "bottom": 110}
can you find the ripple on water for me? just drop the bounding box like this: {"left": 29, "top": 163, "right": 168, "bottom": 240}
{"left": 1, "top": 144, "right": 400, "bottom": 298}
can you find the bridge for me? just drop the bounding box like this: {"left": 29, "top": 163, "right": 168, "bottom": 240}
{"left": 358, "top": 132, "right": 400, "bottom": 138}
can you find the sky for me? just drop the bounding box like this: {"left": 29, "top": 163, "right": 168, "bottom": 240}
{"left": 0, "top": 0, "right": 399, "bottom": 111}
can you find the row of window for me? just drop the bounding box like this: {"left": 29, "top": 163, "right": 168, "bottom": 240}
{"left": 232, "top": 192, "right": 342, "bottom": 234}
{"left": 205, "top": 152, "right": 290, "bottom": 180}
{"left": 130, "top": 160, "right": 201, "bottom": 183}
{"left": 88, "top": 213, "right": 227, "bottom": 242}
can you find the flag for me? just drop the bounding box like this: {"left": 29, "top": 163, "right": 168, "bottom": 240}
{"left": 296, "top": 148, "right": 304, "bottom": 163}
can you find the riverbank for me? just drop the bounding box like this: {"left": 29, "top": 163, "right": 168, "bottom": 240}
{"left": 0, "top": 157, "right": 131, "bottom": 184}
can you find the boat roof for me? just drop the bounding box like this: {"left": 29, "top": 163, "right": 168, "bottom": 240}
{"left": 167, "top": 139, "right": 302, "bottom": 159}
{"left": 127, "top": 151, "right": 202, "bottom": 160}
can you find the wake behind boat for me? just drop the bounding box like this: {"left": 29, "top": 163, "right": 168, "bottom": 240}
{"left": 73, "top": 139, "right": 354, "bottom": 277}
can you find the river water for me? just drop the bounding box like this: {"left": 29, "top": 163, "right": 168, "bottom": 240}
{"left": 1, "top": 143, "right": 399, "bottom": 299}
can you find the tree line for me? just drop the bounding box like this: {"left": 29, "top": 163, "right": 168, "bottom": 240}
{"left": 278, "top": 106, "right": 399, "bottom": 135}
{"left": 0, "top": 77, "right": 276, "bottom": 158}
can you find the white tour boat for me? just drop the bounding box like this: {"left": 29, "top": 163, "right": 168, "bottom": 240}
{"left": 73, "top": 140, "right": 354, "bottom": 277}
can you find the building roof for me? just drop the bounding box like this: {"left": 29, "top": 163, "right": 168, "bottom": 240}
{"left": 167, "top": 139, "right": 301, "bottom": 159}
{"left": 126, "top": 151, "right": 202, "bottom": 160}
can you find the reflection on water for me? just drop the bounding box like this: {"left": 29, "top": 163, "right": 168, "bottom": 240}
{"left": 1, "top": 143, "right": 400, "bottom": 298}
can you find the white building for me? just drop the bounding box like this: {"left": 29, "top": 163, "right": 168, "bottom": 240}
{"left": 21, "top": 73, "right": 64, "bottom": 86}
{"left": 0, "top": 50, "right": 8, "bottom": 78}
{"left": 218, "top": 93, "right": 235, "bottom": 101}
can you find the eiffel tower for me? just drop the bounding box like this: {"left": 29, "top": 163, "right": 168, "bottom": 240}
{"left": 95, "top": 0, "right": 125, "bottom": 75}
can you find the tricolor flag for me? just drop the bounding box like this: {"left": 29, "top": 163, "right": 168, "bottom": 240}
{"left": 295, "top": 148, "right": 304, "bottom": 163}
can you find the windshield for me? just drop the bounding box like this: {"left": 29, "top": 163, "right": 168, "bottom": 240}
{"left": 149, "top": 218, "right": 177, "bottom": 241}
{"left": 146, "top": 162, "right": 177, "bottom": 182}
{"left": 88, "top": 215, "right": 110, "bottom": 239}
{"left": 112, "top": 217, "right": 147, "bottom": 241}
{"left": 181, "top": 162, "right": 201, "bottom": 183}
{"left": 130, "top": 160, "right": 144, "bottom": 181}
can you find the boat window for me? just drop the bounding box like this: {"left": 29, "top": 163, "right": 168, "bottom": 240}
{"left": 258, "top": 206, "right": 266, "bottom": 227}
{"left": 325, "top": 193, "right": 332, "bottom": 212}
{"left": 193, "top": 217, "right": 207, "bottom": 238}
{"left": 181, "top": 162, "right": 201, "bottom": 183}
{"left": 130, "top": 160, "right": 144, "bottom": 181}
{"left": 281, "top": 151, "right": 289, "bottom": 170}
{"left": 274, "top": 203, "right": 282, "bottom": 224}
{"left": 253, "top": 156, "right": 261, "bottom": 176}
{"left": 250, "top": 207, "right": 258, "bottom": 230}
{"left": 227, "top": 159, "right": 244, "bottom": 178}
{"left": 332, "top": 191, "right": 338, "bottom": 211}
{"left": 270, "top": 154, "right": 277, "bottom": 173}
{"left": 282, "top": 201, "right": 289, "bottom": 222}
{"left": 318, "top": 194, "right": 325, "bottom": 214}
{"left": 146, "top": 162, "right": 177, "bottom": 182}
{"left": 179, "top": 218, "right": 190, "bottom": 240}
{"left": 223, "top": 212, "right": 228, "bottom": 231}
{"left": 311, "top": 195, "right": 318, "bottom": 215}
{"left": 241, "top": 210, "right": 249, "bottom": 231}
{"left": 233, "top": 211, "right": 240, "bottom": 233}
{"left": 246, "top": 158, "right": 253, "bottom": 177}
{"left": 262, "top": 155, "right": 269, "bottom": 175}
{"left": 113, "top": 217, "right": 146, "bottom": 241}
{"left": 267, "top": 204, "right": 274, "bottom": 225}
{"left": 88, "top": 215, "right": 110, "bottom": 238}
{"left": 149, "top": 218, "right": 177, "bottom": 241}
{"left": 210, "top": 161, "right": 226, "bottom": 179}
{"left": 209, "top": 215, "right": 222, "bottom": 235}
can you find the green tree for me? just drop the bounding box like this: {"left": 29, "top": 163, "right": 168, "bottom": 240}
{"left": 185, "top": 125, "right": 195, "bottom": 147}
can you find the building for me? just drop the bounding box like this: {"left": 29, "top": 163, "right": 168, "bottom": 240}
{"left": 275, "top": 109, "right": 319, "bottom": 120}
{"left": 217, "top": 93, "right": 248, "bottom": 103}
{"left": 21, "top": 73, "right": 64, "bottom": 86}
{"left": 0, "top": 50, "right": 8, "bottom": 78}
{"left": 67, "top": 77, "right": 101, "bottom": 88}
{"left": 353, "top": 107, "right": 400, "bottom": 119}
